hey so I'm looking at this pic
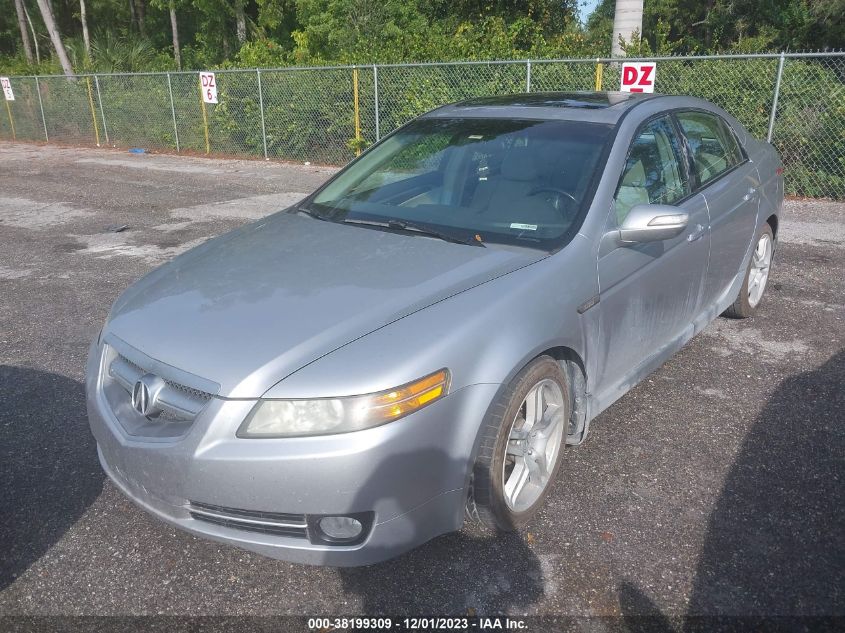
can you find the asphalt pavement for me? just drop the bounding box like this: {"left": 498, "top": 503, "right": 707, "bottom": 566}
{"left": 0, "top": 142, "right": 842, "bottom": 621}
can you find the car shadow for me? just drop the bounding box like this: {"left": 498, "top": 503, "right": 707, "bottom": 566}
{"left": 336, "top": 449, "right": 545, "bottom": 615}
{"left": 617, "top": 350, "right": 845, "bottom": 628}
{"left": 0, "top": 365, "right": 104, "bottom": 590}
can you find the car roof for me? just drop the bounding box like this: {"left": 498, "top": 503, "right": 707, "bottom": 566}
{"left": 422, "top": 91, "right": 664, "bottom": 125}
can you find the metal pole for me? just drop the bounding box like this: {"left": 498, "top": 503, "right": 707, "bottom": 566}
{"left": 85, "top": 77, "right": 101, "bottom": 146}
{"left": 373, "top": 64, "right": 380, "bottom": 141}
{"left": 767, "top": 52, "right": 785, "bottom": 143}
{"left": 257, "top": 69, "right": 268, "bottom": 160}
{"left": 94, "top": 75, "right": 109, "bottom": 145}
{"left": 352, "top": 67, "right": 361, "bottom": 156}
{"left": 34, "top": 76, "right": 48, "bottom": 141}
{"left": 4, "top": 100, "right": 15, "bottom": 140}
{"left": 526, "top": 59, "right": 531, "bottom": 92}
{"left": 166, "top": 73, "right": 180, "bottom": 152}
{"left": 198, "top": 75, "right": 210, "bottom": 155}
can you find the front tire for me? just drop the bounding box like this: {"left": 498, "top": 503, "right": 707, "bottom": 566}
{"left": 724, "top": 223, "right": 774, "bottom": 319}
{"left": 467, "top": 356, "right": 570, "bottom": 531}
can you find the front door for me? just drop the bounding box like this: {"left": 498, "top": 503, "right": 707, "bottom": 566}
{"left": 594, "top": 114, "right": 710, "bottom": 400}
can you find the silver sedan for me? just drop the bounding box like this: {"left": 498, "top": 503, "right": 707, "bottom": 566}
{"left": 86, "top": 91, "right": 783, "bottom": 566}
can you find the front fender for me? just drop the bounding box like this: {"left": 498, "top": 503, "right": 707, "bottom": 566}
{"left": 264, "top": 238, "right": 598, "bottom": 500}
{"left": 265, "top": 237, "right": 596, "bottom": 400}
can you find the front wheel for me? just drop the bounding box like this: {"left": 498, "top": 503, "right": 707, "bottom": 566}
{"left": 467, "top": 356, "right": 570, "bottom": 531}
{"left": 724, "top": 223, "right": 774, "bottom": 319}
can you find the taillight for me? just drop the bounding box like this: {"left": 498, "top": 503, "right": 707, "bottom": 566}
{"left": 776, "top": 167, "right": 784, "bottom": 176}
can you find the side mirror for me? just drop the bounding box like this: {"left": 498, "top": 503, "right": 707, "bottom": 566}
{"left": 618, "top": 204, "right": 689, "bottom": 244}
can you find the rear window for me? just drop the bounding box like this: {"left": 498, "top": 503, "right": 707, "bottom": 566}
{"left": 676, "top": 111, "right": 744, "bottom": 186}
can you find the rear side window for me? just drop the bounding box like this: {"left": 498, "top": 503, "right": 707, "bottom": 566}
{"left": 676, "top": 111, "right": 743, "bottom": 186}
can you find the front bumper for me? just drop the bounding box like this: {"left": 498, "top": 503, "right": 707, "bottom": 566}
{"left": 86, "top": 339, "right": 498, "bottom": 566}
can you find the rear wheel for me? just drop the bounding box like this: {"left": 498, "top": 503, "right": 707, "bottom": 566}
{"left": 724, "top": 223, "right": 774, "bottom": 319}
{"left": 467, "top": 356, "right": 570, "bottom": 531}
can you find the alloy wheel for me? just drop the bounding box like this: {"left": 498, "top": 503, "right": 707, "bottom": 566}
{"left": 748, "top": 233, "right": 773, "bottom": 308}
{"left": 502, "top": 378, "right": 566, "bottom": 512}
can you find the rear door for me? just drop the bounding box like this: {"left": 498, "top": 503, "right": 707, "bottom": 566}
{"left": 595, "top": 114, "right": 710, "bottom": 394}
{"left": 674, "top": 110, "right": 760, "bottom": 307}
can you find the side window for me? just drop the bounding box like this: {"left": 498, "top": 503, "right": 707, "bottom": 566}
{"left": 676, "top": 111, "right": 743, "bottom": 186}
{"left": 614, "top": 116, "right": 690, "bottom": 224}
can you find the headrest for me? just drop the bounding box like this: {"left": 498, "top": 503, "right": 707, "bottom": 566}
{"left": 622, "top": 160, "right": 646, "bottom": 186}
{"left": 501, "top": 148, "right": 538, "bottom": 182}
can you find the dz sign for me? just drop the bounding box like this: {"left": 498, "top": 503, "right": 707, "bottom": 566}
{"left": 620, "top": 62, "right": 656, "bottom": 93}
{"left": 199, "top": 71, "right": 218, "bottom": 104}
{"left": 1, "top": 77, "right": 14, "bottom": 101}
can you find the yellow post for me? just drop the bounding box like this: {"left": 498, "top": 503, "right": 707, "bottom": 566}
{"left": 86, "top": 77, "right": 101, "bottom": 146}
{"left": 595, "top": 62, "right": 604, "bottom": 91}
{"left": 199, "top": 76, "right": 210, "bottom": 155}
{"left": 352, "top": 67, "right": 362, "bottom": 156}
{"left": 4, "top": 100, "right": 15, "bottom": 140}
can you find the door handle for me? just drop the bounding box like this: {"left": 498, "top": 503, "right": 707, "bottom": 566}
{"left": 743, "top": 187, "right": 758, "bottom": 202}
{"left": 687, "top": 224, "right": 706, "bottom": 242}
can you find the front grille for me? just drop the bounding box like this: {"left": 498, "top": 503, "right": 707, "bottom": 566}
{"left": 107, "top": 351, "right": 212, "bottom": 421}
{"left": 164, "top": 379, "right": 213, "bottom": 402}
{"left": 100, "top": 338, "right": 220, "bottom": 439}
{"left": 188, "top": 501, "right": 308, "bottom": 539}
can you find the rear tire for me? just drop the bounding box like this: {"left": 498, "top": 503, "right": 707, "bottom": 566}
{"left": 467, "top": 356, "right": 570, "bottom": 531}
{"left": 724, "top": 223, "right": 774, "bottom": 319}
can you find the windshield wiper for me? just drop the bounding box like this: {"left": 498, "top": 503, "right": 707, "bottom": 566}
{"left": 343, "top": 218, "right": 485, "bottom": 248}
{"left": 295, "top": 204, "right": 332, "bottom": 222}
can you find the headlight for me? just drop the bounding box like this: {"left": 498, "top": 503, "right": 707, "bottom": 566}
{"left": 237, "top": 369, "right": 450, "bottom": 438}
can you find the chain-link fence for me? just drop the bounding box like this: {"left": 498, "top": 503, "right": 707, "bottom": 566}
{"left": 1, "top": 52, "right": 843, "bottom": 198}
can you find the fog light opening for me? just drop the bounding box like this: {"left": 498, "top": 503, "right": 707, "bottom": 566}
{"left": 318, "top": 516, "right": 363, "bottom": 541}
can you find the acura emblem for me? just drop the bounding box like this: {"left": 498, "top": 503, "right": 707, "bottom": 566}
{"left": 131, "top": 373, "right": 162, "bottom": 417}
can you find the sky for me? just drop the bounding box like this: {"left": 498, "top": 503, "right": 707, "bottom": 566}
{"left": 580, "top": 0, "right": 602, "bottom": 23}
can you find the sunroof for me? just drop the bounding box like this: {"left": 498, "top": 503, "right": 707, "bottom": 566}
{"left": 457, "top": 92, "right": 640, "bottom": 109}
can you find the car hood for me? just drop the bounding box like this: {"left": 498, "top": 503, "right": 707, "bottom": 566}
{"left": 105, "top": 212, "right": 545, "bottom": 398}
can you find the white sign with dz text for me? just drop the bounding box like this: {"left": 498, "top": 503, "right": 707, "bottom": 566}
{"left": 620, "top": 62, "right": 656, "bottom": 93}
{"left": 199, "top": 72, "right": 218, "bottom": 104}
{"left": 1, "top": 77, "right": 14, "bottom": 101}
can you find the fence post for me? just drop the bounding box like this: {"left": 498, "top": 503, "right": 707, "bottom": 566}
{"left": 595, "top": 60, "right": 604, "bottom": 91}
{"left": 4, "top": 99, "right": 15, "bottom": 140}
{"left": 34, "top": 76, "right": 48, "bottom": 141}
{"left": 373, "top": 64, "right": 380, "bottom": 142}
{"left": 166, "top": 72, "right": 180, "bottom": 152}
{"left": 198, "top": 74, "right": 210, "bottom": 155}
{"left": 352, "top": 66, "right": 362, "bottom": 156}
{"left": 526, "top": 59, "right": 532, "bottom": 92}
{"left": 257, "top": 69, "right": 268, "bottom": 160}
{"left": 94, "top": 75, "right": 109, "bottom": 145}
{"left": 767, "top": 52, "right": 785, "bottom": 143}
{"left": 85, "top": 76, "right": 101, "bottom": 146}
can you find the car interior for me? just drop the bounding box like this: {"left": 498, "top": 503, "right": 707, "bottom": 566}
{"left": 615, "top": 119, "right": 688, "bottom": 223}
{"left": 329, "top": 121, "right": 610, "bottom": 244}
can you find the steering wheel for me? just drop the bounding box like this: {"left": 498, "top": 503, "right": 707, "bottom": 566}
{"left": 529, "top": 187, "right": 578, "bottom": 206}
{"left": 528, "top": 187, "right": 578, "bottom": 222}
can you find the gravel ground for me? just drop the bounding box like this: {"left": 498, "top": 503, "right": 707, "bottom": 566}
{"left": 0, "top": 142, "right": 842, "bottom": 621}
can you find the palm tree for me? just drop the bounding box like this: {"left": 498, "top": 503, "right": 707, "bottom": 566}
{"left": 14, "top": 0, "right": 35, "bottom": 64}
{"left": 23, "top": 4, "right": 41, "bottom": 63}
{"left": 234, "top": 0, "right": 247, "bottom": 45}
{"left": 90, "top": 32, "right": 157, "bottom": 72}
{"left": 80, "top": 0, "right": 92, "bottom": 58}
{"left": 611, "top": 0, "right": 643, "bottom": 56}
{"left": 169, "top": 0, "right": 181, "bottom": 69}
{"left": 35, "top": 0, "right": 75, "bottom": 75}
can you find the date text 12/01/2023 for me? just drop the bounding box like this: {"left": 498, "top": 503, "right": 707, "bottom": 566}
{"left": 307, "top": 617, "right": 529, "bottom": 630}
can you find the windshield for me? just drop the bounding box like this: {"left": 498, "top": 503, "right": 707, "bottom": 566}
{"left": 304, "top": 117, "right": 613, "bottom": 250}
